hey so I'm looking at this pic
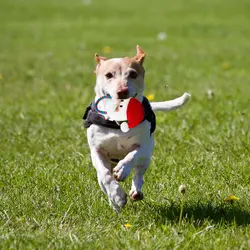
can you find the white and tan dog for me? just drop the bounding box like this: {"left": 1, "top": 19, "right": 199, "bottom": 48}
{"left": 84, "top": 46, "right": 190, "bottom": 211}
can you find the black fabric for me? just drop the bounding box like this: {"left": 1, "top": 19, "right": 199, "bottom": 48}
{"left": 142, "top": 97, "right": 156, "bottom": 134}
{"left": 83, "top": 96, "right": 156, "bottom": 134}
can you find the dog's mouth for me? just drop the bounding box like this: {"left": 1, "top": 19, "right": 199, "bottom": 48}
{"left": 117, "top": 92, "right": 137, "bottom": 100}
{"left": 102, "top": 90, "right": 137, "bottom": 99}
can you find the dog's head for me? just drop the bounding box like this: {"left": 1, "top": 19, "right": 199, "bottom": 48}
{"left": 94, "top": 45, "right": 146, "bottom": 101}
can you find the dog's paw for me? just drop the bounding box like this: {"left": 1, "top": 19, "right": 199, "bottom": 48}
{"left": 113, "top": 162, "right": 131, "bottom": 182}
{"left": 129, "top": 190, "right": 144, "bottom": 201}
{"left": 109, "top": 187, "right": 127, "bottom": 212}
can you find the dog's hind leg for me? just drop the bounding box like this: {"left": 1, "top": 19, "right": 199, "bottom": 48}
{"left": 129, "top": 158, "right": 150, "bottom": 201}
{"left": 90, "top": 149, "right": 127, "bottom": 212}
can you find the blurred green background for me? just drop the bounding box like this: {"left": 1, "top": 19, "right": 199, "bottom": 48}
{"left": 0, "top": 0, "right": 250, "bottom": 249}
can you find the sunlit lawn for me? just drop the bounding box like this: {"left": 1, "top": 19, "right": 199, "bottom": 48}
{"left": 0, "top": 0, "right": 250, "bottom": 249}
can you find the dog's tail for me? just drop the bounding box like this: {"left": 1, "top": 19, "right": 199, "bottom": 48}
{"left": 150, "top": 93, "right": 191, "bottom": 112}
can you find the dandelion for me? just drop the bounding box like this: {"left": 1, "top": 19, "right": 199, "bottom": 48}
{"left": 124, "top": 223, "right": 132, "bottom": 229}
{"left": 102, "top": 46, "right": 112, "bottom": 54}
{"left": 221, "top": 62, "right": 230, "bottom": 70}
{"left": 178, "top": 184, "right": 186, "bottom": 226}
{"left": 207, "top": 89, "right": 214, "bottom": 99}
{"left": 0, "top": 73, "right": 3, "bottom": 80}
{"left": 178, "top": 184, "right": 186, "bottom": 195}
{"left": 19, "top": 112, "right": 25, "bottom": 119}
{"left": 146, "top": 94, "right": 155, "bottom": 101}
{"left": 65, "top": 83, "right": 71, "bottom": 90}
{"left": 82, "top": 0, "right": 92, "bottom": 5}
{"left": 157, "top": 32, "right": 167, "bottom": 41}
{"left": 225, "top": 195, "right": 239, "bottom": 204}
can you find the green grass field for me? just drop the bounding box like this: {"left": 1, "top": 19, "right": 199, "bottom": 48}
{"left": 1, "top": 0, "right": 250, "bottom": 249}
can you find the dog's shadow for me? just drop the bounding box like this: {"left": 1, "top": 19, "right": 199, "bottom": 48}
{"left": 135, "top": 201, "right": 250, "bottom": 226}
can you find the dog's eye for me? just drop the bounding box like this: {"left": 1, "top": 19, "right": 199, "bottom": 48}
{"left": 105, "top": 72, "right": 113, "bottom": 79}
{"left": 129, "top": 71, "right": 138, "bottom": 79}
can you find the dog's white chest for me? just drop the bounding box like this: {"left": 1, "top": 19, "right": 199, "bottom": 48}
{"left": 87, "top": 120, "right": 152, "bottom": 159}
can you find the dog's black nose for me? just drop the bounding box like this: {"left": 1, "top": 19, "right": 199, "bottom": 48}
{"left": 117, "top": 87, "right": 129, "bottom": 99}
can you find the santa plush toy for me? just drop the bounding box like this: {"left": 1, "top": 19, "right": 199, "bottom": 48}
{"left": 95, "top": 96, "right": 144, "bottom": 133}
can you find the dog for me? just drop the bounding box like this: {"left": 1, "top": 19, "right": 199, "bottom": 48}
{"left": 83, "top": 45, "right": 191, "bottom": 211}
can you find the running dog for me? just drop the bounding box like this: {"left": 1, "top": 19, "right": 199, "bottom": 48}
{"left": 83, "top": 45, "right": 191, "bottom": 211}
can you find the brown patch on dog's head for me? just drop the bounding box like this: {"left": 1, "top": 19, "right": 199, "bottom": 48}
{"left": 123, "top": 57, "right": 145, "bottom": 77}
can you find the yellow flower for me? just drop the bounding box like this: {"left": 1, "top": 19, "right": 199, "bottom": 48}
{"left": 221, "top": 62, "right": 230, "bottom": 70}
{"left": 225, "top": 195, "right": 239, "bottom": 203}
{"left": 124, "top": 223, "right": 132, "bottom": 228}
{"left": 146, "top": 94, "right": 155, "bottom": 101}
{"left": 0, "top": 73, "right": 3, "bottom": 80}
{"left": 102, "top": 46, "right": 112, "bottom": 54}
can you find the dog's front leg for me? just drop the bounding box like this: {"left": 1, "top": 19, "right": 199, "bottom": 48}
{"left": 113, "top": 138, "right": 154, "bottom": 201}
{"left": 113, "top": 149, "right": 151, "bottom": 201}
{"left": 113, "top": 138, "right": 154, "bottom": 182}
{"left": 112, "top": 146, "right": 139, "bottom": 182}
{"left": 90, "top": 149, "right": 127, "bottom": 212}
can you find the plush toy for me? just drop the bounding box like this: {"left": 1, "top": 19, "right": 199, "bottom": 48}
{"left": 94, "top": 95, "right": 144, "bottom": 132}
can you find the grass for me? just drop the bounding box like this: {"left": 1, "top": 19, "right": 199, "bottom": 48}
{"left": 0, "top": 0, "right": 250, "bottom": 249}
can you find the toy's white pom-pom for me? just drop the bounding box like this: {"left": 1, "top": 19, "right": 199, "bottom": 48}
{"left": 120, "top": 122, "right": 129, "bottom": 133}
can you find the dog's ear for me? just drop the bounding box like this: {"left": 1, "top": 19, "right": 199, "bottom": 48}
{"left": 94, "top": 53, "right": 108, "bottom": 64}
{"left": 94, "top": 53, "right": 108, "bottom": 74}
{"left": 134, "top": 45, "right": 146, "bottom": 65}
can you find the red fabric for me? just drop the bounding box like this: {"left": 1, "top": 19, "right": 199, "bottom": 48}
{"left": 127, "top": 98, "right": 144, "bottom": 128}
